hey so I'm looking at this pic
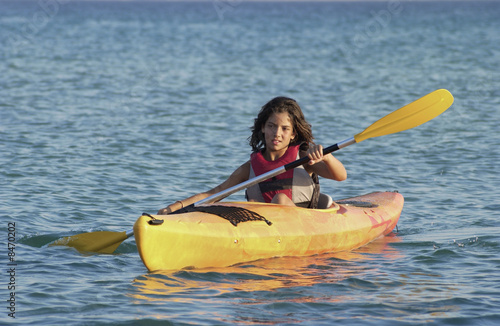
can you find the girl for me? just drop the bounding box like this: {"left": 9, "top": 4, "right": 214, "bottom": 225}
{"left": 158, "top": 97, "right": 346, "bottom": 214}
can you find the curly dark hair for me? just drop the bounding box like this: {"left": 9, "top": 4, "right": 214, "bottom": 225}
{"left": 249, "top": 97, "right": 314, "bottom": 152}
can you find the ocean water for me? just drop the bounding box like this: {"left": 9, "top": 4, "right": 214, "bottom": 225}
{"left": 1, "top": 0, "right": 499, "bottom": 324}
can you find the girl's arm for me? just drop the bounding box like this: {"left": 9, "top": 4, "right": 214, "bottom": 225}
{"left": 157, "top": 161, "right": 250, "bottom": 214}
{"left": 303, "top": 144, "right": 347, "bottom": 181}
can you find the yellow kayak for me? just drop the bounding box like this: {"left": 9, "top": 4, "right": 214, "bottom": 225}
{"left": 134, "top": 191, "right": 403, "bottom": 271}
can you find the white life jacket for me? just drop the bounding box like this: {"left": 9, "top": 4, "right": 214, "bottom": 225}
{"left": 246, "top": 144, "right": 319, "bottom": 208}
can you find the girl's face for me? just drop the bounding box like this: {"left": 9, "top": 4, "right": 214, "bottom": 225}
{"left": 261, "top": 112, "right": 296, "bottom": 158}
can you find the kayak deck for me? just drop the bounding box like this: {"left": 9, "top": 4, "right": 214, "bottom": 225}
{"left": 134, "top": 191, "right": 403, "bottom": 271}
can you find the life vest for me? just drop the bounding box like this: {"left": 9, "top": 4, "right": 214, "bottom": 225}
{"left": 246, "top": 144, "right": 320, "bottom": 208}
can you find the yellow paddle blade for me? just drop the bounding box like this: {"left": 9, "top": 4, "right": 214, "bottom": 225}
{"left": 354, "top": 89, "right": 454, "bottom": 143}
{"left": 49, "top": 230, "right": 127, "bottom": 254}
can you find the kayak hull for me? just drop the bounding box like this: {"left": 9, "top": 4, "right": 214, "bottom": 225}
{"left": 134, "top": 191, "right": 403, "bottom": 271}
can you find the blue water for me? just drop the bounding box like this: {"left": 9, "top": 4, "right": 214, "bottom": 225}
{"left": 1, "top": 0, "right": 499, "bottom": 324}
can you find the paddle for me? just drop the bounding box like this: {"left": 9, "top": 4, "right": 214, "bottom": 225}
{"left": 50, "top": 230, "right": 134, "bottom": 254}
{"left": 50, "top": 89, "right": 453, "bottom": 254}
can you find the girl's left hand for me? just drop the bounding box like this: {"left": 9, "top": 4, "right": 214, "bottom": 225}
{"left": 307, "top": 144, "right": 325, "bottom": 165}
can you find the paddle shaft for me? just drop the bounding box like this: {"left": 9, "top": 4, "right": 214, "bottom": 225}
{"left": 195, "top": 137, "right": 356, "bottom": 206}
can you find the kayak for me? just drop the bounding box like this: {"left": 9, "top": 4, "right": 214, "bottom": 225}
{"left": 134, "top": 191, "right": 403, "bottom": 271}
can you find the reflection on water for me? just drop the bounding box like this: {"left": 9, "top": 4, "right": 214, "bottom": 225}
{"left": 130, "top": 235, "right": 403, "bottom": 303}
